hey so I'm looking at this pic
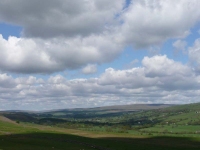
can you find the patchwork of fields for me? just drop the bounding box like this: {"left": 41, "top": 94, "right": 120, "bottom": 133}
{"left": 1, "top": 103, "right": 200, "bottom": 149}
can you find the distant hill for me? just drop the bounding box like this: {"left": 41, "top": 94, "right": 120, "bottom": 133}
{"left": 1, "top": 103, "right": 200, "bottom": 135}
{"left": 0, "top": 104, "right": 174, "bottom": 114}
{"left": 85, "top": 104, "right": 175, "bottom": 111}
{"left": 0, "top": 104, "right": 175, "bottom": 122}
{"left": 46, "top": 103, "right": 175, "bottom": 113}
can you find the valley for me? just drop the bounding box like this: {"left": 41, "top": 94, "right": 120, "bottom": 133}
{"left": 0, "top": 103, "right": 200, "bottom": 149}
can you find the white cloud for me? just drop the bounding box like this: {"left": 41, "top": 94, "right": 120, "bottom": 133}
{"left": 120, "top": 0, "right": 200, "bottom": 48}
{"left": 0, "top": 0, "right": 125, "bottom": 74}
{"left": 1, "top": 55, "right": 200, "bottom": 110}
{"left": 0, "top": 74, "right": 16, "bottom": 88}
{"left": 82, "top": 64, "right": 97, "bottom": 74}
{"left": 0, "top": 0, "right": 200, "bottom": 74}
{"left": 142, "top": 55, "right": 191, "bottom": 77}
{"left": 1, "top": 1, "right": 200, "bottom": 110}
{"left": 0, "top": 34, "right": 123, "bottom": 73}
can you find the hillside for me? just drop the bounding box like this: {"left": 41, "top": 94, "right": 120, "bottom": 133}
{"left": 1, "top": 105, "right": 200, "bottom": 150}
{"left": 68, "top": 104, "right": 174, "bottom": 111}
{"left": 36, "top": 104, "right": 174, "bottom": 119}
{"left": 1, "top": 103, "right": 200, "bottom": 135}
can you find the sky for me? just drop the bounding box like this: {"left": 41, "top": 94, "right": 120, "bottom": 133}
{"left": 0, "top": 0, "right": 200, "bottom": 111}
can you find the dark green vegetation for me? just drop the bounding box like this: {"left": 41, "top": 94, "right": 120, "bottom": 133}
{"left": 1, "top": 133, "right": 200, "bottom": 150}
{"left": 1, "top": 103, "right": 200, "bottom": 149}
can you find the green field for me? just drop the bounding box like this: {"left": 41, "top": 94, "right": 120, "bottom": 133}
{"left": 1, "top": 103, "right": 200, "bottom": 149}
{"left": 0, "top": 120, "right": 200, "bottom": 150}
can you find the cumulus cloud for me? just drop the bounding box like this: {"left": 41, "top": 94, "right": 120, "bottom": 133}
{"left": 1, "top": 1, "right": 200, "bottom": 110}
{"left": 0, "top": 74, "right": 16, "bottom": 88}
{"left": 82, "top": 64, "right": 97, "bottom": 74}
{"left": 0, "top": 0, "right": 200, "bottom": 74}
{"left": 0, "top": 33, "right": 123, "bottom": 73}
{"left": 0, "top": 0, "right": 125, "bottom": 38}
{"left": 142, "top": 55, "right": 191, "bottom": 77}
{"left": 0, "top": 0, "right": 125, "bottom": 73}
{"left": 120, "top": 0, "right": 200, "bottom": 48}
{"left": 1, "top": 55, "right": 200, "bottom": 110}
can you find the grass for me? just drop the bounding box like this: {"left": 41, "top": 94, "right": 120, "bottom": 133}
{"left": 1, "top": 103, "right": 200, "bottom": 149}
{"left": 0, "top": 132, "right": 200, "bottom": 150}
{"left": 1, "top": 115, "right": 200, "bottom": 150}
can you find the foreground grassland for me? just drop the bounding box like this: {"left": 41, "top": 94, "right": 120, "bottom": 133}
{"left": 1, "top": 113, "right": 200, "bottom": 150}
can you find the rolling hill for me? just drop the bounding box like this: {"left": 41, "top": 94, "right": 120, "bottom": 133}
{"left": 1, "top": 103, "right": 200, "bottom": 149}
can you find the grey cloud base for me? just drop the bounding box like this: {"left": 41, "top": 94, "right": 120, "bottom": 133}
{"left": 0, "top": 0, "right": 124, "bottom": 38}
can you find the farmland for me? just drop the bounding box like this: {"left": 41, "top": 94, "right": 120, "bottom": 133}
{"left": 1, "top": 103, "right": 200, "bottom": 149}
